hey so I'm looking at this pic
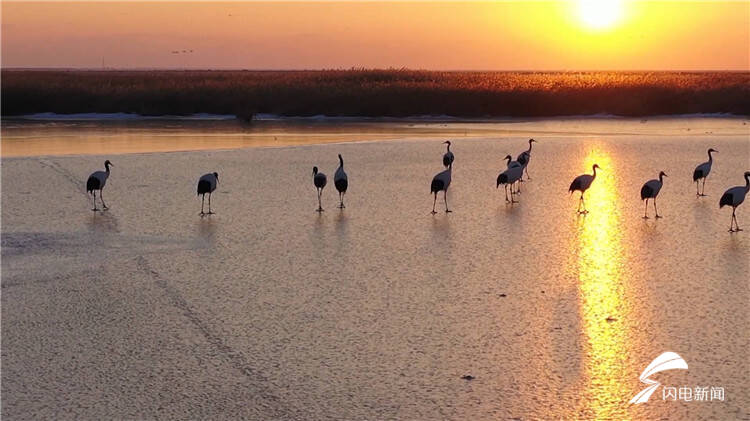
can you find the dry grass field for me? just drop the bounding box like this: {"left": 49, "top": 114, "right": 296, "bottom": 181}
{"left": 2, "top": 69, "right": 748, "bottom": 117}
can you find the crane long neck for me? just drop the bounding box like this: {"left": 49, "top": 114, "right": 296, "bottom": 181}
{"left": 527, "top": 142, "right": 533, "bottom": 153}
{"left": 708, "top": 150, "right": 714, "bottom": 162}
{"left": 592, "top": 166, "right": 598, "bottom": 178}
{"left": 446, "top": 144, "right": 451, "bottom": 152}
{"left": 659, "top": 173, "right": 664, "bottom": 182}
{"left": 339, "top": 156, "right": 344, "bottom": 168}
{"left": 105, "top": 162, "right": 110, "bottom": 172}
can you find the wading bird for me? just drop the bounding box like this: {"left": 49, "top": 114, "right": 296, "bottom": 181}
{"left": 497, "top": 155, "right": 523, "bottom": 203}
{"left": 334, "top": 154, "right": 348, "bottom": 208}
{"left": 313, "top": 166, "right": 327, "bottom": 212}
{"left": 443, "top": 141, "right": 454, "bottom": 168}
{"left": 693, "top": 148, "right": 717, "bottom": 196}
{"left": 719, "top": 171, "right": 750, "bottom": 232}
{"left": 86, "top": 160, "right": 113, "bottom": 211}
{"left": 569, "top": 164, "right": 601, "bottom": 214}
{"left": 430, "top": 162, "right": 452, "bottom": 214}
{"left": 517, "top": 138, "right": 537, "bottom": 180}
{"left": 640, "top": 171, "right": 667, "bottom": 218}
{"left": 197, "top": 172, "right": 218, "bottom": 216}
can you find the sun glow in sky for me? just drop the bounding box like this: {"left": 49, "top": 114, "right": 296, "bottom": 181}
{"left": 1, "top": 1, "right": 748, "bottom": 70}
{"left": 577, "top": 0, "right": 625, "bottom": 30}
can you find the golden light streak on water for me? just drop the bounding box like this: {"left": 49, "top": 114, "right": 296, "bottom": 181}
{"left": 573, "top": 147, "right": 634, "bottom": 419}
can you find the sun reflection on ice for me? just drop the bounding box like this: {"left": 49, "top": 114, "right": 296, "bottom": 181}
{"left": 573, "top": 147, "right": 635, "bottom": 419}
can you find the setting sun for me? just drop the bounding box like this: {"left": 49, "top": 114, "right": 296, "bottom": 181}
{"left": 578, "top": 0, "right": 624, "bottom": 30}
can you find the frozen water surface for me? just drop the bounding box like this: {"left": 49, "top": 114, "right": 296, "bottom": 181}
{"left": 2, "top": 117, "right": 749, "bottom": 420}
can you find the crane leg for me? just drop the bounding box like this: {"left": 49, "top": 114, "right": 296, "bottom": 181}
{"left": 339, "top": 191, "right": 345, "bottom": 209}
{"left": 91, "top": 192, "right": 98, "bottom": 211}
{"left": 207, "top": 193, "right": 214, "bottom": 214}
{"left": 732, "top": 208, "right": 742, "bottom": 231}
{"left": 431, "top": 192, "right": 438, "bottom": 214}
{"left": 696, "top": 181, "right": 700, "bottom": 196}
{"left": 654, "top": 198, "right": 661, "bottom": 218}
{"left": 504, "top": 185, "right": 510, "bottom": 203}
{"left": 525, "top": 167, "right": 531, "bottom": 181}
{"left": 444, "top": 190, "right": 451, "bottom": 213}
{"left": 700, "top": 178, "right": 707, "bottom": 196}
{"left": 643, "top": 199, "right": 649, "bottom": 219}
{"left": 99, "top": 188, "right": 108, "bottom": 210}
{"left": 200, "top": 194, "right": 205, "bottom": 216}
{"left": 510, "top": 185, "right": 518, "bottom": 203}
{"left": 316, "top": 188, "right": 324, "bottom": 212}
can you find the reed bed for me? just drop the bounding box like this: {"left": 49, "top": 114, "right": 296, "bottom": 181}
{"left": 2, "top": 69, "right": 748, "bottom": 117}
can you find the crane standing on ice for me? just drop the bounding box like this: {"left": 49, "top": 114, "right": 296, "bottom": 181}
{"left": 719, "top": 171, "right": 750, "bottom": 232}
{"left": 516, "top": 138, "right": 537, "bottom": 181}
{"left": 497, "top": 155, "right": 523, "bottom": 203}
{"left": 430, "top": 163, "right": 453, "bottom": 214}
{"left": 86, "top": 160, "right": 113, "bottom": 211}
{"left": 334, "top": 154, "right": 348, "bottom": 208}
{"left": 693, "top": 148, "right": 717, "bottom": 196}
{"left": 640, "top": 171, "right": 667, "bottom": 218}
{"left": 197, "top": 172, "right": 218, "bottom": 216}
{"left": 313, "top": 166, "right": 327, "bottom": 212}
{"left": 569, "top": 164, "right": 601, "bottom": 214}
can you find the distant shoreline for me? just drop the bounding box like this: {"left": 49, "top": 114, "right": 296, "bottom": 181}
{"left": 4, "top": 111, "right": 748, "bottom": 123}
{"left": 2, "top": 69, "right": 749, "bottom": 118}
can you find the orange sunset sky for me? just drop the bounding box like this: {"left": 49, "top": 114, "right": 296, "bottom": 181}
{"left": 2, "top": 1, "right": 748, "bottom": 70}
